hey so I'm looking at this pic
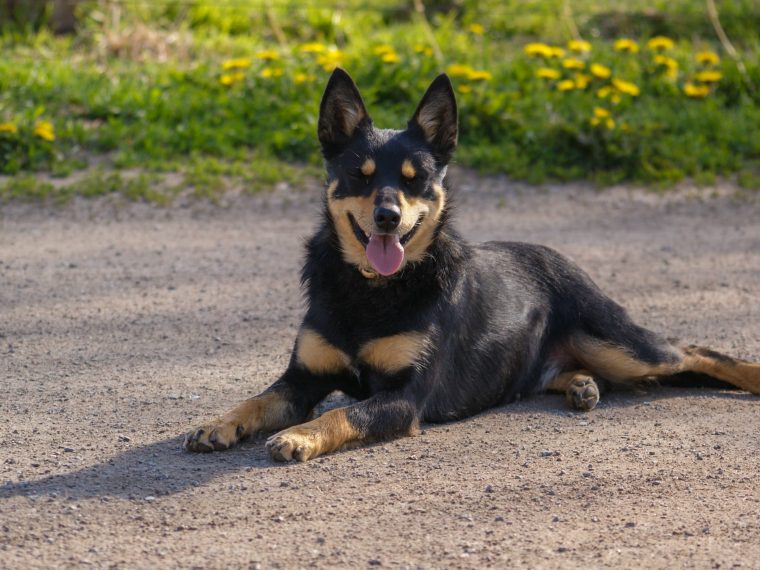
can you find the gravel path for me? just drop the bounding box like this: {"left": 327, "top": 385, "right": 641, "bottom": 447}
{"left": 1, "top": 174, "right": 759, "bottom": 569}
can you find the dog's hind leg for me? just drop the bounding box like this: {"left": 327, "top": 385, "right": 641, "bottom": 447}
{"left": 569, "top": 332, "right": 760, "bottom": 395}
{"left": 547, "top": 370, "right": 602, "bottom": 411}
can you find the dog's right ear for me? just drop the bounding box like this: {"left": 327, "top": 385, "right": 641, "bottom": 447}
{"left": 318, "top": 68, "right": 371, "bottom": 156}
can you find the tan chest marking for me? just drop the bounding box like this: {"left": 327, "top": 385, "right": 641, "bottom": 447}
{"left": 359, "top": 332, "right": 430, "bottom": 373}
{"left": 296, "top": 328, "right": 351, "bottom": 375}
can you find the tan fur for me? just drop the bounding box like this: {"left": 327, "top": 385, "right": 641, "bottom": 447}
{"left": 359, "top": 331, "right": 430, "bottom": 373}
{"left": 402, "top": 183, "right": 446, "bottom": 263}
{"left": 185, "top": 391, "right": 296, "bottom": 451}
{"left": 401, "top": 159, "right": 416, "bottom": 179}
{"left": 415, "top": 93, "right": 449, "bottom": 144}
{"left": 326, "top": 180, "right": 376, "bottom": 273}
{"left": 296, "top": 327, "right": 351, "bottom": 374}
{"left": 267, "top": 408, "right": 362, "bottom": 462}
{"left": 570, "top": 335, "right": 760, "bottom": 395}
{"left": 547, "top": 370, "right": 600, "bottom": 411}
{"left": 361, "top": 158, "right": 376, "bottom": 176}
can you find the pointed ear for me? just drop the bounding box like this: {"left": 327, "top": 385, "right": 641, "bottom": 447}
{"left": 318, "top": 68, "right": 371, "bottom": 155}
{"left": 408, "top": 74, "right": 458, "bottom": 163}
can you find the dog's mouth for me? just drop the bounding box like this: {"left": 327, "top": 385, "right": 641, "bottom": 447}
{"left": 348, "top": 213, "right": 425, "bottom": 276}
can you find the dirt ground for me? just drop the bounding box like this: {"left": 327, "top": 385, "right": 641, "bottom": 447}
{"left": 1, "top": 172, "right": 759, "bottom": 569}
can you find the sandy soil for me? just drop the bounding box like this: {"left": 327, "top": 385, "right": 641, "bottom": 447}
{"left": 1, "top": 173, "right": 759, "bottom": 569}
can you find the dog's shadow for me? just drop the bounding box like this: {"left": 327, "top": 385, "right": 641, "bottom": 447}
{"left": 1, "top": 389, "right": 754, "bottom": 501}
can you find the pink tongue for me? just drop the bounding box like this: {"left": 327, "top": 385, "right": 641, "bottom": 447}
{"left": 366, "top": 234, "right": 404, "bottom": 276}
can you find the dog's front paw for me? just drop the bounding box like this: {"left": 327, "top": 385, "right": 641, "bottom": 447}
{"left": 184, "top": 419, "right": 244, "bottom": 453}
{"left": 266, "top": 427, "right": 319, "bottom": 462}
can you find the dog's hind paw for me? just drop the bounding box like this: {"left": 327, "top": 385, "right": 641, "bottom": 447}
{"left": 184, "top": 420, "right": 244, "bottom": 453}
{"left": 566, "top": 374, "right": 600, "bottom": 412}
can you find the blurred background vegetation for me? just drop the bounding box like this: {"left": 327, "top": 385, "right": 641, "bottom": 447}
{"left": 1, "top": 0, "right": 760, "bottom": 202}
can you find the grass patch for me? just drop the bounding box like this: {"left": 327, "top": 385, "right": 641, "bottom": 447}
{"left": 2, "top": 0, "right": 760, "bottom": 199}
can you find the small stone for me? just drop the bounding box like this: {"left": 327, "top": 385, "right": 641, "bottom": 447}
{"left": 63, "top": 447, "right": 74, "bottom": 453}
{"left": 484, "top": 485, "right": 494, "bottom": 493}
{"left": 625, "top": 522, "right": 636, "bottom": 528}
{"left": 368, "top": 559, "right": 381, "bottom": 566}
{"left": 144, "top": 496, "right": 156, "bottom": 502}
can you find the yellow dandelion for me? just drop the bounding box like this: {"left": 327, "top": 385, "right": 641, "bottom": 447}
{"left": 382, "top": 51, "right": 400, "bottom": 63}
{"left": 33, "top": 120, "right": 55, "bottom": 142}
{"left": 590, "top": 108, "right": 614, "bottom": 129}
{"left": 255, "top": 49, "right": 279, "bottom": 61}
{"left": 299, "top": 42, "right": 326, "bottom": 54}
{"left": 647, "top": 36, "right": 674, "bottom": 51}
{"left": 536, "top": 67, "right": 561, "bottom": 80}
{"left": 222, "top": 58, "right": 251, "bottom": 70}
{"left": 260, "top": 67, "right": 284, "bottom": 78}
{"left": 562, "top": 58, "right": 585, "bottom": 70}
{"left": 567, "top": 39, "right": 591, "bottom": 53}
{"left": 654, "top": 54, "right": 679, "bottom": 77}
{"left": 696, "top": 51, "right": 720, "bottom": 65}
{"left": 610, "top": 93, "right": 621, "bottom": 105}
{"left": 596, "top": 86, "right": 611, "bottom": 98}
{"left": 557, "top": 79, "right": 576, "bottom": 91}
{"left": 548, "top": 46, "right": 565, "bottom": 58}
{"left": 613, "top": 38, "right": 639, "bottom": 53}
{"left": 574, "top": 73, "right": 592, "bottom": 89}
{"left": 0, "top": 122, "right": 18, "bottom": 134}
{"left": 447, "top": 63, "right": 474, "bottom": 78}
{"left": 316, "top": 48, "right": 344, "bottom": 71}
{"left": 294, "top": 72, "right": 314, "bottom": 84}
{"left": 684, "top": 82, "right": 710, "bottom": 98}
{"left": 593, "top": 107, "right": 611, "bottom": 118}
{"left": 457, "top": 84, "right": 472, "bottom": 94}
{"left": 468, "top": 23, "right": 485, "bottom": 35}
{"left": 373, "top": 45, "right": 395, "bottom": 56}
{"left": 524, "top": 43, "right": 554, "bottom": 58}
{"left": 467, "top": 69, "right": 492, "bottom": 81}
{"left": 605, "top": 117, "right": 615, "bottom": 129}
{"left": 590, "top": 63, "right": 611, "bottom": 79}
{"left": 612, "top": 78, "right": 640, "bottom": 96}
{"left": 695, "top": 70, "right": 722, "bottom": 83}
{"left": 220, "top": 71, "right": 245, "bottom": 86}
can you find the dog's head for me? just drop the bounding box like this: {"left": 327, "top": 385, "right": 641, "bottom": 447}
{"left": 318, "top": 68, "right": 457, "bottom": 278}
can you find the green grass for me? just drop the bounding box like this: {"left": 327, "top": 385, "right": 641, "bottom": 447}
{"left": 1, "top": 0, "right": 760, "bottom": 201}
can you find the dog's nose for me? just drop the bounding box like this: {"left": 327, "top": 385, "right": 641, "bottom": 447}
{"left": 373, "top": 205, "right": 401, "bottom": 232}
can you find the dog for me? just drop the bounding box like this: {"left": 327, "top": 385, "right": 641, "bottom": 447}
{"left": 185, "top": 68, "right": 760, "bottom": 461}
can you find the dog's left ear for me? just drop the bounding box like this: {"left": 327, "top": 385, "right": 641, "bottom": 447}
{"left": 408, "top": 74, "right": 458, "bottom": 164}
{"left": 318, "top": 68, "right": 371, "bottom": 157}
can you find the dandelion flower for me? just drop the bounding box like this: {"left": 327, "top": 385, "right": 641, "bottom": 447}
{"left": 590, "top": 63, "right": 611, "bottom": 79}
{"left": 574, "top": 73, "right": 592, "bottom": 89}
{"left": 593, "top": 107, "right": 611, "bottom": 118}
{"left": 695, "top": 70, "right": 722, "bottom": 83}
{"left": 260, "top": 67, "right": 284, "bottom": 78}
{"left": 468, "top": 23, "right": 485, "bottom": 35}
{"left": 220, "top": 72, "right": 245, "bottom": 86}
{"left": 0, "top": 122, "right": 18, "bottom": 134}
{"left": 294, "top": 72, "right": 314, "bottom": 84}
{"left": 567, "top": 39, "right": 591, "bottom": 53}
{"left": 382, "top": 51, "right": 400, "bottom": 63}
{"left": 457, "top": 84, "right": 472, "bottom": 94}
{"left": 596, "top": 86, "right": 612, "bottom": 99}
{"left": 696, "top": 51, "right": 720, "bottom": 65}
{"left": 255, "top": 49, "right": 279, "bottom": 61}
{"left": 33, "top": 120, "right": 55, "bottom": 141}
{"left": 373, "top": 45, "right": 395, "bottom": 56}
{"left": 414, "top": 44, "right": 433, "bottom": 56}
{"left": 590, "top": 108, "right": 614, "bottom": 129}
{"left": 222, "top": 58, "right": 251, "bottom": 70}
{"left": 316, "top": 48, "right": 344, "bottom": 71}
{"left": 524, "top": 43, "right": 554, "bottom": 58}
{"left": 536, "top": 67, "right": 561, "bottom": 80}
{"left": 647, "top": 36, "right": 674, "bottom": 51}
{"left": 684, "top": 82, "right": 710, "bottom": 98}
{"left": 467, "top": 69, "right": 492, "bottom": 81}
{"left": 299, "top": 42, "right": 326, "bottom": 54}
{"left": 654, "top": 54, "right": 679, "bottom": 79}
{"left": 447, "top": 64, "right": 474, "bottom": 77}
{"left": 562, "top": 58, "right": 585, "bottom": 70}
{"left": 557, "top": 79, "right": 576, "bottom": 91}
{"left": 614, "top": 38, "right": 639, "bottom": 53}
{"left": 612, "top": 78, "right": 640, "bottom": 96}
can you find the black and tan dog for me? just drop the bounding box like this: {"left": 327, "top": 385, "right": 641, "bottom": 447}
{"left": 185, "top": 68, "right": 760, "bottom": 461}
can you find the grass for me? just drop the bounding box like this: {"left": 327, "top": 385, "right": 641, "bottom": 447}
{"left": 1, "top": 0, "right": 760, "bottom": 202}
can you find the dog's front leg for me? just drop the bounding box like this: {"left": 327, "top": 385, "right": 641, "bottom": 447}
{"left": 184, "top": 367, "right": 339, "bottom": 452}
{"left": 266, "top": 391, "right": 419, "bottom": 462}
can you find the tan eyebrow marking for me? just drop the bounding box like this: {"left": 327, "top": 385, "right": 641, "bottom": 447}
{"left": 401, "top": 159, "right": 416, "bottom": 179}
{"left": 361, "top": 158, "right": 376, "bottom": 176}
